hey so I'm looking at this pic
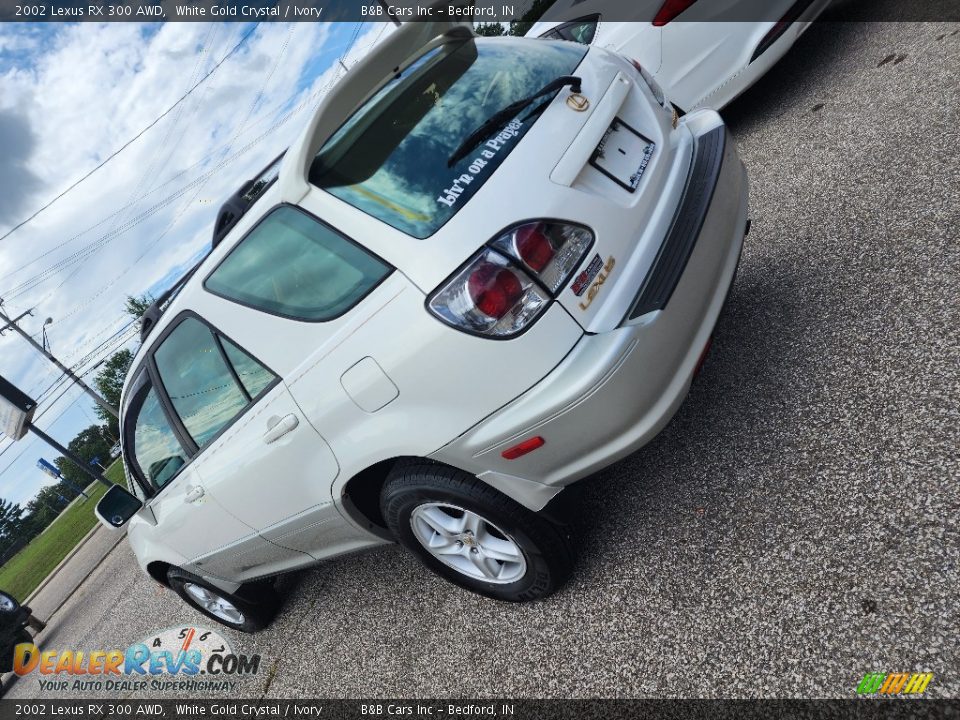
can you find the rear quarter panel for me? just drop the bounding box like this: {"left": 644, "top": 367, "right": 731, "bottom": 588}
{"left": 276, "top": 273, "right": 584, "bottom": 502}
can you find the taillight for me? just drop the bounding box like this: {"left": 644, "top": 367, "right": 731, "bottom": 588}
{"left": 492, "top": 221, "right": 593, "bottom": 294}
{"left": 514, "top": 225, "right": 554, "bottom": 272}
{"left": 468, "top": 262, "right": 524, "bottom": 318}
{"left": 652, "top": 0, "right": 698, "bottom": 26}
{"left": 429, "top": 221, "right": 594, "bottom": 338}
{"left": 630, "top": 59, "right": 666, "bottom": 107}
{"left": 428, "top": 249, "right": 548, "bottom": 338}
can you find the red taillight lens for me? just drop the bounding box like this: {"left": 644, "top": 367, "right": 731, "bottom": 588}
{"left": 468, "top": 263, "right": 524, "bottom": 319}
{"left": 492, "top": 221, "right": 593, "bottom": 294}
{"left": 514, "top": 224, "right": 555, "bottom": 272}
{"left": 428, "top": 221, "right": 594, "bottom": 339}
{"left": 428, "top": 249, "right": 548, "bottom": 338}
{"left": 652, "top": 0, "right": 698, "bottom": 26}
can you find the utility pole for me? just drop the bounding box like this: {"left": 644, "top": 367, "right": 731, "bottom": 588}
{"left": 27, "top": 425, "right": 113, "bottom": 490}
{"left": 1, "top": 374, "right": 114, "bottom": 492}
{"left": 0, "top": 300, "right": 118, "bottom": 419}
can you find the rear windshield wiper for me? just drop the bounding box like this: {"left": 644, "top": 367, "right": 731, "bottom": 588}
{"left": 447, "top": 75, "right": 582, "bottom": 168}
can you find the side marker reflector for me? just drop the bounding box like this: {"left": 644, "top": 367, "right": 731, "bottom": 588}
{"left": 501, "top": 436, "right": 545, "bottom": 460}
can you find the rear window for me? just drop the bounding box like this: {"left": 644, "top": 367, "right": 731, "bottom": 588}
{"left": 309, "top": 38, "right": 587, "bottom": 239}
{"left": 204, "top": 206, "right": 391, "bottom": 321}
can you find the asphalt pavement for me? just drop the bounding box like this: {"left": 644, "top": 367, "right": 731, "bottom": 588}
{"left": 4, "top": 17, "right": 958, "bottom": 700}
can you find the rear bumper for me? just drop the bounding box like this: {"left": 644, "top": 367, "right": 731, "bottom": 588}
{"left": 431, "top": 114, "right": 748, "bottom": 511}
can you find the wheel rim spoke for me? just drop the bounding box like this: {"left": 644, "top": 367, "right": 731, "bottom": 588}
{"left": 468, "top": 550, "right": 497, "bottom": 579}
{"left": 463, "top": 511, "right": 483, "bottom": 535}
{"left": 409, "top": 502, "right": 527, "bottom": 585}
{"left": 184, "top": 582, "right": 244, "bottom": 625}
{"left": 478, "top": 532, "right": 523, "bottom": 564}
{"left": 418, "top": 506, "right": 460, "bottom": 537}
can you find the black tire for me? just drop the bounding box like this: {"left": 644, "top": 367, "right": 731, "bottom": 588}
{"left": 381, "top": 460, "right": 574, "bottom": 602}
{"left": 167, "top": 567, "right": 279, "bottom": 633}
{"left": 0, "top": 631, "right": 32, "bottom": 674}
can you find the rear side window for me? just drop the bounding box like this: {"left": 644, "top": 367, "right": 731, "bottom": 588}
{"left": 221, "top": 337, "right": 275, "bottom": 398}
{"left": 309, "top": 38, "right": 587, "bottom": 238}
{"left": 205, "top": 206, "right": 390, "bottom": 321}
{"left": 154, "top": 317, "right": 278, "bottom": 448}
{"left": 131, "top": 386, "right": 188, "bottom": 491}
{"left": 542, "top": 17, "right": 600, "bottom": 45}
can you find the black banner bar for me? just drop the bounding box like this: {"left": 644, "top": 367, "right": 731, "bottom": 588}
{"left": 1, "top": 0, "right": 959, "bottom": 23}
{"left": 0, "top": 700, "right": 959, "bottom": 720}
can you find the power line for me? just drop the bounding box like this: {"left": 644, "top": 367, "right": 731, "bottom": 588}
{"left": 0, "top": 325, "right": 137, "bottom": 469}
{"left": 1, "top": 93, "right": 307, "bottom": 304}
{"left": 0, "top": 23, "right": 261, "bottom": 245}
{"left": 0, "top": 29, "right": 380, "bottom": 301}
{"left": 0, "top": 303, "right": 118, "bottom": 418}
{"left": 0, "top": 363, "right": 102, "bottom": 473}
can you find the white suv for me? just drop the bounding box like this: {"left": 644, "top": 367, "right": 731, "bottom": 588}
{"left": 97, "top": 21, "right": 749, "bottom": 631}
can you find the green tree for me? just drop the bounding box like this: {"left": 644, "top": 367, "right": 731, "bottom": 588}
{"left": 124, "top": 293, "right": 154, "bottom": 321}
{"left": 52, "top": 424, "right": 112, "bottom": 493}
{"left": 93, "top": 348, "right": 133, "bottom": 437}
{"left": 0, "top": 498, "right": 25, "bottom": 543}
{"left": 20, "top": 489, "right": 63, "bottom": 538}
{"left": 508, "top": 0, "right": 557, "bottom": 36}
{"left": 475, "top": 22, "right": 506, "bottom": 36}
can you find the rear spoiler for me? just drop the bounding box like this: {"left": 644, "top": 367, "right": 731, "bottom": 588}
{"left": 276, "top": 19, "right": 475, "bottom": 205}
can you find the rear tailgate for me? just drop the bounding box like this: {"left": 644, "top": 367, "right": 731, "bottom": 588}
{"left": 547, "top": 52, "right": 696, "bottom": 333}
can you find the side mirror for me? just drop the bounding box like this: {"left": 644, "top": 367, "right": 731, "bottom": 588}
{"left": 0, "top": 590, "right": 20, "bottom": 613}
{"left": 95, "top": 485, "right": 143, "bottom": 529}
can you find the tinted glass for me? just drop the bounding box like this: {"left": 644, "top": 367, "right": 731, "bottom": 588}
{"left": 221, "top": 337, "right": 276, "bottom": 398}
{"left": 205, "top": 206, "right": 391, "bottom": 321}
{"left": 310, "top": 38, "right": 587, "bottom": 238}
{"left": 133, "top": 387, "right": 188, "bottom": 490}
{"left": 154, "top": 318, "right": 248, "bottom": 447}
{"left": 548, "top": 18, "right": 599, "bottom": 44}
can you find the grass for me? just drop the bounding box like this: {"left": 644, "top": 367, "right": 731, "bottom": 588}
{"left": 0, "top": 460, "right": 126, "bottom": 602}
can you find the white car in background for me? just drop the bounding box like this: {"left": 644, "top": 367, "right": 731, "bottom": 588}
{"left": 96, "top": 19, "right": 749, "bottom": 631}
{"left": 528, "top": 0, "right": 832, "bottom": 111}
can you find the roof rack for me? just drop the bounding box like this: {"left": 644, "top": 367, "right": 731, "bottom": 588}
{"left": 211, "top": 151, "right": 285, "bottom": 248}
{"left": 139, "top": 152, "right": 287, "bottom": 343}
{"left": 139, "top": 259, "right": 206, "bottom": 342}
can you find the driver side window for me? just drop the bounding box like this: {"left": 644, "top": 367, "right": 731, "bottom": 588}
{"left": 131, "top": 386, "right": 188, "bottom": 491}
{"left": 124, "top": 318, "right": 280, "bottom": 495}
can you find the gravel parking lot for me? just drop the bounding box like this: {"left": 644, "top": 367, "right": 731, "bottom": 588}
{"left": 5, "top": 16, "right": 958, "bottom": 700}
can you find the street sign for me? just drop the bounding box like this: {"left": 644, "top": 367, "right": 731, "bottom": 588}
{"left": 37, "top": 457, "right": 61, "bottom": 480}
{"left": 0, "top": 375, "right": 36, "bottom": 441}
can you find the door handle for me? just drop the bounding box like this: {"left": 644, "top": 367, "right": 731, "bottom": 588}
{"left": 263, "top": 414, "right": 299, "bottom": 444}
{"left": 184, "top": 485, "right": 205, "bottom": 503}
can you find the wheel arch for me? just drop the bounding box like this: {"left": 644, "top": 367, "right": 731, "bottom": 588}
{"left": 340, "top": 456, "right": 453, "bottom": 539}
{"left": 146, "top": 560, "right": 173, "bottom": 587}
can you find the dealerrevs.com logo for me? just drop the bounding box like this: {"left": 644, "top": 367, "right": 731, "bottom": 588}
{"left": 14, "top": 626, "right": 261, "bottom": 694}
{"left": 856, "top": 672, "right": 934, "bottom": 696}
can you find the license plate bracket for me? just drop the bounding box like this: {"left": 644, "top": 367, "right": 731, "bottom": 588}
{"left": 589, "top": 118, "right": 655, "bottom": 193}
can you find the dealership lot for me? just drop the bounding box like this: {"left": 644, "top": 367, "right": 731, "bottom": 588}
{"left": 6, "top": 18, "right": 959, "bottom": 699}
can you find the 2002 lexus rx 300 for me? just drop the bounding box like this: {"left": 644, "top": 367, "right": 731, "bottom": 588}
{"left": 96, "top": 20, "right": 749, "bottom": 631}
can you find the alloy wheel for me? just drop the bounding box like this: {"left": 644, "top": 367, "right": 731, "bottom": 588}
{"left": 410, "top": 503, "right": 527, "bottom": 584}
{"left": 183, "top": 583, "right": 245, "bottom": 625}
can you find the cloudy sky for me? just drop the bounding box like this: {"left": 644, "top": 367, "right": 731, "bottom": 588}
{"left": 0, "top": 20, "right": 394, "bottom": 507}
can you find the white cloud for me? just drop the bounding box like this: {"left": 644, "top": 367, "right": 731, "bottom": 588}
{"left": 0, "top": 21, "right": 394, "bottom": 505}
